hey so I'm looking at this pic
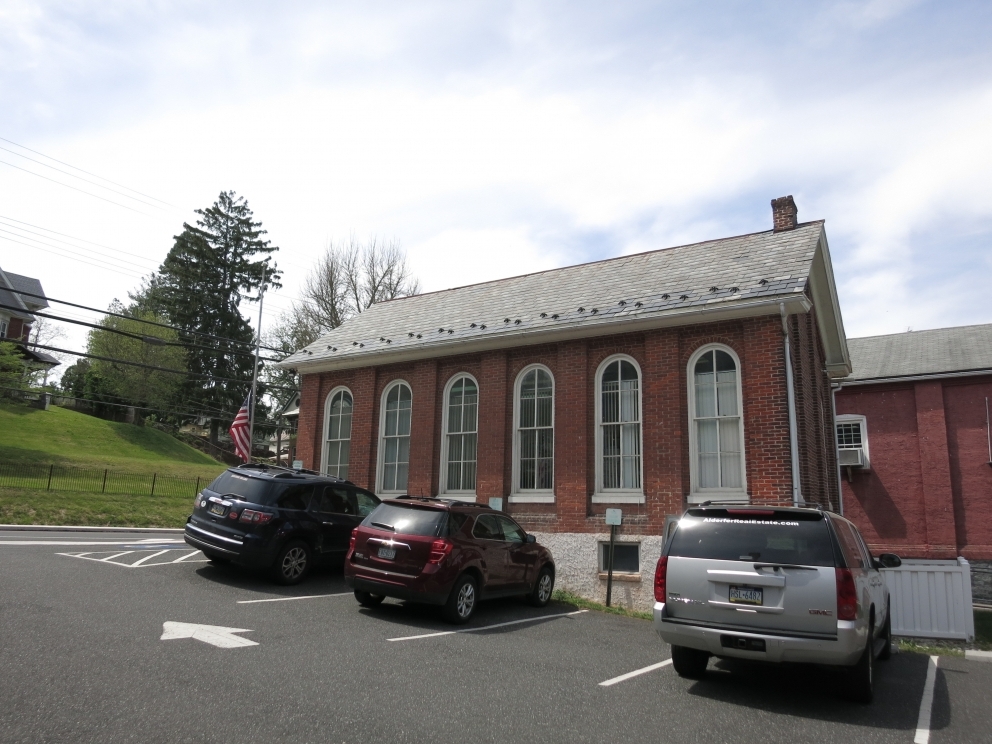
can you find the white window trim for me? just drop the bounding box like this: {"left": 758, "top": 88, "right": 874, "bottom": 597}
{"left": 439, "top": 373, "right": 480, "bottom": 501}
{"left": 320, "top": 386, "right": 353, "bottom": 477}
{"left": 592, "top": 354, "right": 645, "bottom": 504}
{"left": 687, "top": 344, "right": 748, "bottom": 504}
{"left": 376, "top": 379, "right": 413, "bottom": 496}
{"left": 509, "top": 364, "right": 556, "bottom": 504}
{"left": 836, "top": 413, "right": 870, "bottom": 464}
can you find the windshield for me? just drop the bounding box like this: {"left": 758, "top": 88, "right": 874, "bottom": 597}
{"left": 362, "top": 503, "right": 447, "bottom": 537}
{"left": 205, "top": 472, "right": 284, "bottom": 506}
{"left": 667, "top": 510, "right": 836, "bottom": 567}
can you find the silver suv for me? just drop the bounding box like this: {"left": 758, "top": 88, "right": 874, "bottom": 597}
{"left": 654, "top": 505, "right": 901, "bottom": 703}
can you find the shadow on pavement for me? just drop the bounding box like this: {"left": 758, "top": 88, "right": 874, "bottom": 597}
{"left": 684, "top": 652, "right": 932, "bottom": 730}
{"left": 192, "top": 561, "right": 350, "bottom": 597}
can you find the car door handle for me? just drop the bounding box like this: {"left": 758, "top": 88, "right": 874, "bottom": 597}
{"left": 322, "top": 521, "right": 336, "bottom": 526}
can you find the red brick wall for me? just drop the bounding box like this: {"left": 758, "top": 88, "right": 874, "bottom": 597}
{"left": 296, "top": 311, "right": 837, "bottom": 536}
{"left": 836, "top": 375, "right": 992, "bottom": 560}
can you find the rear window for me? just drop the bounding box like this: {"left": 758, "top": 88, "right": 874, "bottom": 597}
{"left": 667, "top": 510, "right": 836, "bottom": 567}
{"left": 206, "top": 472, "right": 284, "bottom": 505}
{"left": 362, "top": 503, "right": 447, "bottom": 537}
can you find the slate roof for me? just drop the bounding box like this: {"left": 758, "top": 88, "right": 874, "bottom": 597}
{"left": 283, "top": 221, "right": 831, "bottom": 372}
{"left": 846, "top": 323, "right": 992, "bottom": 382}
{"left": 0, "top": 267, "right": 47, "bottom": 319}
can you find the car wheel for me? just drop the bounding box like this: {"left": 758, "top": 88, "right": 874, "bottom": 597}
{"left": 671, "top": 645, "right": 709, "bottom": 679}
{"left": 272, "top": 540, "right": 311, "bottom": 585}
{"left": 203, "top": 550, "right": 229, "bottom": 564}
{"left": 527, "top": 567, "right": 555, "bottom": 607}
{"left": 846, "top": 629, "right": 875, "bottom": 704}
{"left": 443, "top": 574, "right": 478, "bottom": 624}
{"left": 355, "top": 590, "right": 386, "bottom": 608}
{"left": 878, "top": 605, "right": 892, "bottom": 661}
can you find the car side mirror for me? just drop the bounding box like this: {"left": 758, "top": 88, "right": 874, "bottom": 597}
{"left": 525, "top": 534, "right": 536, "bottom": 544}
{"left": 876, "top": 553, "right": 901, "bottom": 569}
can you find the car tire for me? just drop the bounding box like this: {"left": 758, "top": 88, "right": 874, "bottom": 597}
{"left": 878, "top": 605, "right": 892, "bottom": 661}
{"left": 272, "top": 540, "right": 311, "bottom": 585}
{"left": 671, "top": 645, "right": 709, "bottom": 679}
{"left": 527, "top": 567, "right": 555, "bottom": 607}
{"left": 442, "top": 573, "right": 478, "bottom": 624}
{"left": 846, "top": 629, "right": 875, "bottom": 704}
{"left": 355, "top": 590, "right": 386, "bottom": 608}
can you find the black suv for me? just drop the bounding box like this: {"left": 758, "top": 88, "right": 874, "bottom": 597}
{"left": 184, "top": 464, "right": 381, "bottom": 584}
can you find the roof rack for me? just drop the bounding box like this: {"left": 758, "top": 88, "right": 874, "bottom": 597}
{"left": 391, "top": 495, "right": 492, "bottom": 508}
{"left": 235, "top": 462, "right": 323, "bottom": 477}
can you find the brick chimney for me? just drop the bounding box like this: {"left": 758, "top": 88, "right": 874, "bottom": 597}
{"left": 771, "top": 195, "right": 798, "bottom": 232}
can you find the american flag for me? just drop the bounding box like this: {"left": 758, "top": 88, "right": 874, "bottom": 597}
{"left": 229, "top": 393, "right": 252, "bottom": 462}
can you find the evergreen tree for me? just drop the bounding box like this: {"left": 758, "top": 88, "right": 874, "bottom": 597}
{"left": 134, "top": 191, "right": 280, "bottom": 440}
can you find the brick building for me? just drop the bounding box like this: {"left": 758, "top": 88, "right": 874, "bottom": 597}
{"left": 280, "top": 197, "right": 851, "bottom": 609}
{"left": 835, "top": 324, "right": 992, "bottom": 570}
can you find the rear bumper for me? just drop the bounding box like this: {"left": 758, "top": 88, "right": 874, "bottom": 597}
{"left": 345, "top": 565, "right": 450, "bottom": 606}
{"left": 654, "top": 602, "right": 865, "bottom": 666}
{"left": 184, "top": 522, "right": 272, "bottom": 568}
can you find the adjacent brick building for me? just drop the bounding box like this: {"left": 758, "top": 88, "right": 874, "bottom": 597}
{"left": 280, "top": 197, "right": 852, "bottom": 609}
{"left": 835, "top": 324, "right": 992, "bottom": 569}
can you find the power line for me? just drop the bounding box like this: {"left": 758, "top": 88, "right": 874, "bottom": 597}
{"left": 30, "top": 342, "right": 297, "bottom": 392}
{"left": 0, "top": 135, "right": 175, "bottom": 207}
{"left": 1, "top": 302, "right": 286, "bottom": 363}
{"left": 0, "top": 158, "right": 151, "bottom": 215}
{"left": 0, "top": 226, "right": 153, "bottom": 272}
{"left": 8, "top": 287, "right": 286, "bottom": 354}
{"left": 0, "top": 233, "right": 143, "bottom": 278}
{"left": 0, "top": 214, "right": 163, "bottom": 268}
{"left": 0, "top": 144, "right": 169, "bottom": 211}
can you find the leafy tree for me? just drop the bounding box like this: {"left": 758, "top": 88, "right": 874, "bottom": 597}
{"left": 0, "top": 341, "right": 26, "bottom": 395}
{"left": 133, "top": 191, "right": 280, "bottom": 440}
{"left": 87, "top": 305, "right": 187, "bottom": 411}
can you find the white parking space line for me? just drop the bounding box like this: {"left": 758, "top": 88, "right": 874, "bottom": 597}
{"left": 599, "top": 659, "right": 672, "bottom": 687}
{"left": 100, "top": 551, "right": 134, "bottom": 562}
{"left": 0, "top": 540, "right": 186, "bottom": 546}
{"left": 130, "top": 550, "right": 171, "bottom": 567}
{"left": 387, "top": 609, "right": 588, "bottom": 642}
{"left": 913, "top": 655, "right": 939, "bottom": 744}
{"left": 237, "top": 592, "right": 353, "bottom": 604}
{"left": 171, "top": 551, "right": 204, "bottom": 563}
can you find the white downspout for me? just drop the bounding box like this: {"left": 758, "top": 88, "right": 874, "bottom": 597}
{"left": 830, "top": 381, "right": 844, "bottom": 515}
{"left": 780, "top": 303, "right": 803, "bottom": 506}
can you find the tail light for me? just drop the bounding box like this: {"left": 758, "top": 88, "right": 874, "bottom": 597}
{"left": 836, "top": 568, "right": 858, "bottom": 621}
{"left": 654, "top": 556, "right": 669, "bottom": 602}
{"left": 348, "top": 528, "right": 357, "bottom": 554}
{"left": 239, "top": 509, "right": 274, "bottom": 525}
{"left": 428, "top": 539, "right": 453, "bottom": 565}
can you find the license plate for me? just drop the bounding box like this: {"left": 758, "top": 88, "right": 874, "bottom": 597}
{"left": 208, "top": 503, "right": 226, "bottom": 516}
{"left": 377, "top": 546, "right": 396, "bottom": 560}
{"left": 729, "top": 585, "right": 763, "bottom": 605}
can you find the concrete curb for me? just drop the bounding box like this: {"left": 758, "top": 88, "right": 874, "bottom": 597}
{"left": 965, "top": 650, "right": 992, "bottom": 662}
{"left": 0, "top": 524, "right": 184, "bottom": 534}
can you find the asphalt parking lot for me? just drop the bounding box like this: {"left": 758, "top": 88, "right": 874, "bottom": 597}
{"left": 1, "top": 527, "right": 989, "bottom": 744}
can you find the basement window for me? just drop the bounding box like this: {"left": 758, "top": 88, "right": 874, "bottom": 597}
{"left": 598, "top": 542, "right": 640, "bottom": 574}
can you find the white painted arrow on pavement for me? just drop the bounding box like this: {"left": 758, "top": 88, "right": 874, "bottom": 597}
{"left": 160, "top": 622, "right": 258, "bottom": 648}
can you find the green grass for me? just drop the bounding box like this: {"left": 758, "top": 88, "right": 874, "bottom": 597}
{"left": 0, "top": 402, "right": 223, "bottom": 478}
{"left": 896, "top": 609, "right": 992, "bottom": 656}
{"left": 552, "top": 588, "right": 653, "bottom": 621}
{"left": 0, "top": 486, "right": 192, "bottom": 528}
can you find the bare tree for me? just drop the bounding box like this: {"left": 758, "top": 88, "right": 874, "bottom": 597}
{"left": 340, "top": 236, "right": 420, "bottom": 313}
{"left": 28, "top": 316, "right": 68, "bottom": 387}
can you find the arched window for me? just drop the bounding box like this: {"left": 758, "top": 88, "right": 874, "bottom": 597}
{"left": 322, "top": 387, "right": 353, "bottom": 479}
{"left": 378, "top": 381, "right": 412, "bottom": 494}
{"left": 441, "top": 375, "right": 478, "bottom": 494}
{"left": 689, "top": 345, "right": 746, "bottom": 498}
{"left": 512, "top": 365, "right": 554, "bottom": 500}
{"left": 595, "top": 356, "right": 643, "bottom": 500}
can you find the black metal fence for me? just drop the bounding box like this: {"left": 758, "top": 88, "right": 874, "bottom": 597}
{"left": 0, "top": 462, "right": 207, "bottom": 498}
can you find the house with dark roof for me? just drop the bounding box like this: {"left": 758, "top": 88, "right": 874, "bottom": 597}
{"left": 0, "top": 266, "right": 60, "bottom": 371}
{"left": 835, "top": 323, "right": 992, "bottom": 567}
{"left": 278, "top": 196, "right": 850, "bottom": 609}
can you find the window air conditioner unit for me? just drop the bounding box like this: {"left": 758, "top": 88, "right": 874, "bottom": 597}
{"left": 838, "top": 447, "right": 866, "bottom": 468}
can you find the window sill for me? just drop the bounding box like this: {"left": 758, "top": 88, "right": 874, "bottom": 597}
{"left": 686, "top": 492, "right": 748, "bottom": 505}
{"left": 597, "top": 572, "right": 641, "bottom": 583}
{"left": 440, "top": 494, "right": 477, "bottom": 503}
{"left": 591, "top": 492, "right": 645, "bottom": 504}
{"left": 509, "top": 493, "right": 555, "bottom": 504}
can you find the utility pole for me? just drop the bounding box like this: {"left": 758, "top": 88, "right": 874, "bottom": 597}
{"left": 247, "top": 277, "right": 265, "bottom": 464}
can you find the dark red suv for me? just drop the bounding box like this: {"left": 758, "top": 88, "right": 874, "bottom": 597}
{"left": 344, "top": 498, "right": 556, "bottom": 623}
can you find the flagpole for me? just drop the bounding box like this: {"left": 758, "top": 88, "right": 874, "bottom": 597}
{"left": 247, "top": 277, "right": 265, "bottom": 464}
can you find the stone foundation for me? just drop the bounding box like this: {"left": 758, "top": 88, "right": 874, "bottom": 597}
{"left": 532, "top": 531, "right": 663, "bottom": 613}
{"left": 972, "top": 560, "right": 992, "bottom": 604}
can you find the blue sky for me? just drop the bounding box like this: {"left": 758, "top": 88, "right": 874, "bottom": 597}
{"left": 1, "top": 0, "right": 990, "bottom": 357}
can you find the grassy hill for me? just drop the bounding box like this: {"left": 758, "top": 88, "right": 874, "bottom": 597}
{"left": 0, "top": 403, "right": 226, "bottom": 527}
{"left": 0, "top": 403, "right": 224, "bottom": 477}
